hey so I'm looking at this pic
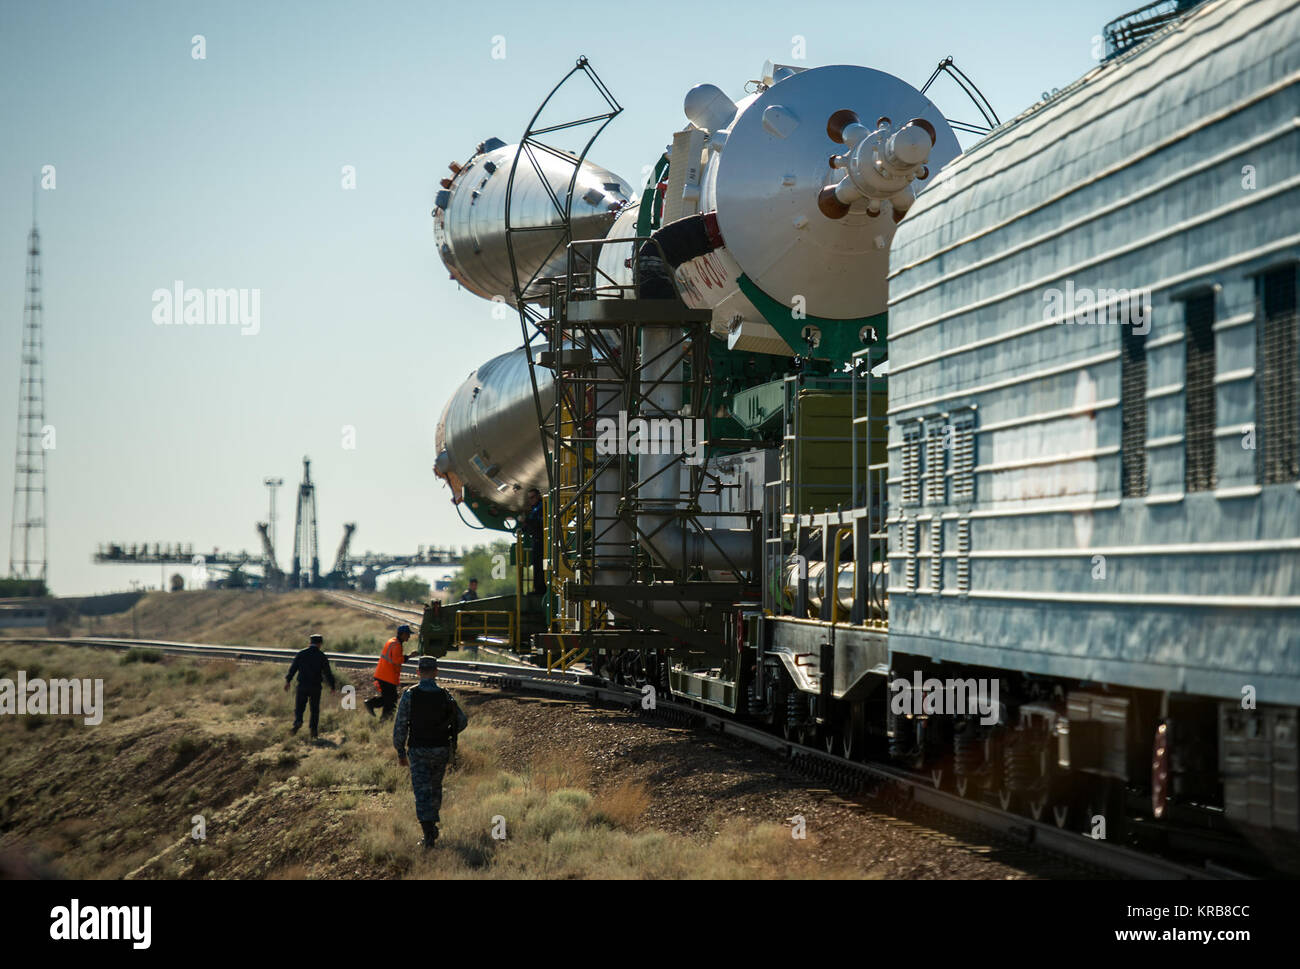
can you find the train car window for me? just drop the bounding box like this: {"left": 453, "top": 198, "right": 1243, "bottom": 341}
{"left": 1184, "top": 292, "right": 1217, "bottom": 492}
{"left": 929, "top": 516, "right": 943, "bottom": 594}
{"left": 1258, "top": 266, "right": 1299, "bottom": 485}
{"left": 951, "top": 414, "right": 976, "bottom": 503}
{"left": 904, "top": 519, "right": 919, "bottom": 592}
{"left": 924, "top": 421, "right": 947, "bottom": 505}
{"left": 1121, "top": 323, "right": 1148, "bottom": 497}
{"left": 902, "top": 425, "right": 922, "bottom": 506}
{"left": 956, "top": 519, "right": 971, "bottom": 594}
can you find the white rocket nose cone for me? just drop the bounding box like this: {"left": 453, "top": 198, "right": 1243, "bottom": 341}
{"left": 684, "top": 83, "right": 738, "bottom": 134}
{"left": 890, "top": 123, "right": 933, "bottom": 166}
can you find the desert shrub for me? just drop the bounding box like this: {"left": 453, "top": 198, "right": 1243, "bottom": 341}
{"left": 121, "top": 648, "right": 163, "bottom": 665}
{"left": 170, "top": 734, "right": 203, "bottom": 767}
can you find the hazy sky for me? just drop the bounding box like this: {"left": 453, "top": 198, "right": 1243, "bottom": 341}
{"left": 0, "top": 0, "right": 1125, "bottom": 595}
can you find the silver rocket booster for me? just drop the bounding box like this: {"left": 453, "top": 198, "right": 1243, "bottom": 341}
{"left": 434, "top": 347, "right": 555, "bottom": 517}
{"left": 432, "top": 138, "right": 635, "bottom": 304}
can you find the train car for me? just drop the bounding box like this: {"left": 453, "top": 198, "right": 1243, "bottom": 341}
{"left": 424, "top": 0, "right": 1300, "bottom": 866}
{"left": 887, "top": 0, "right": 1300, "bottom": 852}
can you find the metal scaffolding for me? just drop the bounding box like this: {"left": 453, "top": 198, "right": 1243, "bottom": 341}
{"left": 536, "top": 236, "right": 758, "bottom": 657}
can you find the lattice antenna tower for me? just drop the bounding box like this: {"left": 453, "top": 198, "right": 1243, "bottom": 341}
{"left": 9, "top": 189, "right": 48, "bottom": 581}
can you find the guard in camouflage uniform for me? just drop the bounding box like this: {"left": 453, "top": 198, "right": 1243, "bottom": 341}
{"left": 393, "top": 656, "right": 468, "bottom": 849}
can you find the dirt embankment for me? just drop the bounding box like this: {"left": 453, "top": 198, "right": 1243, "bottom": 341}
{"left": 72, "top": 589, "right": 396, "bottom": 654}
{"left": 0, "top": 641, "right": 1055, "bottom": 879}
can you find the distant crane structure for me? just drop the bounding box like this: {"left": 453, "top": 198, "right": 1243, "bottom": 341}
{"left": 260, "top": 476, "right": 283, "bottom": 572}
{"left": 290, "top": 456, "right": 319, "bottom": 588}
{"left": 330, "top": 522, "right": 357, "bottom": 582}
{"left": 8, "top": 200, "right": 48, "bottom": 583}
{"left": 256, "top": 522, "right": 284, "bottom": 585}
{"left": 93, "top": 456, "right": 466, "bottom": 588}
{"left": 94, "top": 539, "right": 465, "bottom": 588}
{"left": 93, "top": 542, "right": 254, "bottom": 584}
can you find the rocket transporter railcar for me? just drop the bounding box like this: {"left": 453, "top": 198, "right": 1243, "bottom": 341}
{"left": 425, "top": 0, "right": 1300, "bottom": 866}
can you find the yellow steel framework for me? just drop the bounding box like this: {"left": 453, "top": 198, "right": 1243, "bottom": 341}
{"left": 546, "top": 385, "right": 593, "bottom": 671}
{"left": 454, "top": 610, "right": 515, "bottom": 648}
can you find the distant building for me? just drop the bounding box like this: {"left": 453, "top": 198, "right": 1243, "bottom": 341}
{"left": 0, "top": 598, "right": 49, "bottom": 629}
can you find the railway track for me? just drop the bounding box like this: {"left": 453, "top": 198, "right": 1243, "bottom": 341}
{"left": 319, "top": 590, "right": 424, "bottom": 625}
{"left": 3, "top": 634, "right": 1222, "bottom": 880}
{"left": 0, "top": 635, "right": 578, "bottom": 687}
{"left": 319, "top": 590, "right": 546, "bottom": 669}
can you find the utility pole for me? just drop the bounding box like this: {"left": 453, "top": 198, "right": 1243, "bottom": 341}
{"left": 8, "top": 188, "right": 48, "bottom": 585}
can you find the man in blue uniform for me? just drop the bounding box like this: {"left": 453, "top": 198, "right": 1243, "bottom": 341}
{"left": 393, "top": 656, "right": 468, "bottom": 849}
{"left": 284, "top": 633, "right": 337, "bottom": 740}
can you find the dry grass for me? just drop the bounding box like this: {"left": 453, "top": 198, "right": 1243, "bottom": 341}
{"left": 527, "top": 750, "right": 593, "bottom": 794}
{"left": 0, "top": 641, "right": 856, "bottom": 880}
{"left": 591, "top": 778, "right": 651, "bottom": 829}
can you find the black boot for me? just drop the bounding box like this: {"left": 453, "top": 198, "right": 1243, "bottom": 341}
{"left": 420, "top": 821, "right": 439, "bottom": 850}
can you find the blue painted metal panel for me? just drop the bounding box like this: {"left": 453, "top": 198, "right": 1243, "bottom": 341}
{"left": 887, "top": 0, "right": 1300, "bottom": 703}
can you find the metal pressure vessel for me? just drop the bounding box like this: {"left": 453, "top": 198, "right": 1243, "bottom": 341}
{"left": 657, "top": 62, "right": 961, "bottom": 344}
{"left": 434, "top": 348, "right": 555, "bottom": 516}
{"left": 429, "top": 60, "right": 961, "bottom": 527}
{"left": 432, "top": 138, "right": 635, "bottom": 304}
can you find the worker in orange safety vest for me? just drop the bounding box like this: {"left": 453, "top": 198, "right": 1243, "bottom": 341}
{"left": 365, "top": 624, "right": 416, "bottom": 720}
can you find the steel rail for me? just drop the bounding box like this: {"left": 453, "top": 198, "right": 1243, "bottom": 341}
{"left": 0, "top": 636, "right": 581, "bottom": 685}
{"left": 319, "top": 590, "right": 558, "bottom": 670}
